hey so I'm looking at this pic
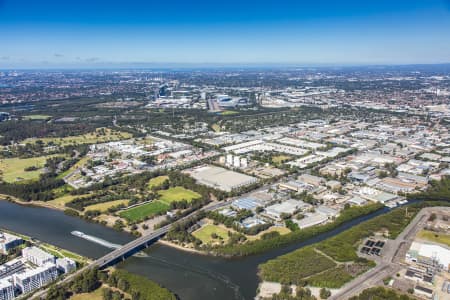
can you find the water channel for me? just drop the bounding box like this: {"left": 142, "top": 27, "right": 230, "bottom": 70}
{"left": 0, "top": 200, "right": 392, "bottom": 300}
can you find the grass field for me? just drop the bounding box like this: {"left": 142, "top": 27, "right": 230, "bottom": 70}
{"left": 48, "top": 194, "right": 86, "bottom": 208}
{"left": 23, "top": 114, "right": 51, "bottom": 120}
{"left": 119, "top": 186, "right": 199, "bottom": 222}
{"left": 148, "top": 175, "right": 169, "bottom": 189}
{"left": 220, "top": 110, "right": 239, "bottom": 115}
{"left": 23, "top": 128, "right": 132, "bottom": 146}
{"left": 136, "top": 137, "right": 155, "bottom": 145}
{"left": 85, "top": 200, "right": 129, "bottom": 212}
{"left": 119, "top": 201, "right": 169, "bottom": 222}
{"left": 272, "top": 155, "right": 292, "bottom": 164}
{"left": 192, "top": 224, "right": 231, "bottom": 244}
{"left": 211, "top": 123, "right": 221, "bottom": 132}
{"left": 417, "top": 229, "right": 450, "bottom": 247}
{"left": 0, "top": 155, "right": 56, "bottom": 183}
{"left": 51, "top": 185, "right": 74, "bottom": 197}
{"left": 248, "top": 226, "right": 291, "bottom": 241}
{"left": 158, "top": 186, "right": 201, "bottom": 204}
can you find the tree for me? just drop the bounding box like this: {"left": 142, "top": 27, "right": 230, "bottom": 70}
{"left": 428, "top": 213, "right": 437, "bottom": 222}
{"left": 46, "top": 285, "right": 67, "bottom": 300}
{"left": 103, "top": 288, "right": 113, "bottom": 300}
{"left": 117, "top": 278, "right": 130, "bottom": 291}
{"left": 320, "top": 288, "right": 331, "bottom": 299}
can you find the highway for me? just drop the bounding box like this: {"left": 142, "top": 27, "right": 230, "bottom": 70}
{"left": 330, "top": 206, "right": 448, "bottom": 300}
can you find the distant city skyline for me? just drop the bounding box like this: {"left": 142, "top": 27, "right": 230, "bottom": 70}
{"left": 1, "top": 0, "right": 450, "bottom": 68}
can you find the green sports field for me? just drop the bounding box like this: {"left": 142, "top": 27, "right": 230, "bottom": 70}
{"left": 119, "top": 186, "right": 199, "bottom": 222}
{"left": 119, "top": 201, "right": 169, "bottom": 222}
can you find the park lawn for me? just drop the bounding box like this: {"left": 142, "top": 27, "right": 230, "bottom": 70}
{"left": 148, "top": 175, "right": 169, "bottom": 189}
{"left": 22, "top": 128, "right": 132, "bottom": 146}
{"left": 48, "top": 194, "right": 86, "bottom": 208}
{"left": 70, "top": 287, "right": 104, "bottom": 300}
{"left": 23, "top": 114, "right": 51, "bottom": 120}
{"left": 192, "top": 224, "right": 231, "bottom": 244}
{"left": 417, "top": 229, "right": 450, "bottom": 247}
{"left": 211, "top": 123, "right": 221, "bottom": 132}
{"left": 158, "top": 186, "right": 201, "bottom": 204}
{"left": 272, "top": 155, "right": 292, "bottom": 164}
{"left": 0, "top": 155, "right": 57, "bottom": 183}
{"left": 39, "top": 243, "right": 88, "bottom": 265}
{"left": 119, "top": 201, "right": 169, "bottom": 222}
{"left": 220, "top": 110, "right": 239, "bottom": 115}
{"left": 136, "top": 137, "right": 155, "bottom": 145}
{"left": 248, "top": 226, "right": 291, "bottom": 241}
{"left": 85, "top": 200, "right": 129, "bottom": 212}
{"left": 51, "top": 184, "right": 74, "bottom": 197}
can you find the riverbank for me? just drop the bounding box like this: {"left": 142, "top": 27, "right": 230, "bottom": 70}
{"left": 0, "top": 195, "right": 138, "bottom": 236}
{"left": 200, "top": 203, "right": 385, "bottom": 257}
{"left": 0, "top": 193, "right": 64, "bottom": 211}
{"left": 1, "top": 227, "right": 90, "bottom": 265}
{"left": 157, "top": 239, "right": 205, "bottom": 255}
{"left": 256, "top": 201, "right": 450, "bottom": 299}
{"left": 0, "top": 195, "right": 219, "bottom": 256}
{"left": 257, "top": 281, "right": 340, "bottom": 299}
{"left": 0, "top": 198, "right": 403, "bottom": 300}
{"left": 1, "top": 195, "right": 387, "bottom": 261}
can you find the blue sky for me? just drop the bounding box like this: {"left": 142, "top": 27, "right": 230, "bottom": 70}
{"left": 1, "top": 0, "right": 450, "bottom": 67}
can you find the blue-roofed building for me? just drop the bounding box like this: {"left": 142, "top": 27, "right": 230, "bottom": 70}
{"left": 240, "top": 216, "right": 266, "bottom": 229}
{"left": 231, "top": 197, "right": 261, "bottom": 211}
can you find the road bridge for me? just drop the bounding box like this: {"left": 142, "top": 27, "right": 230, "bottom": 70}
{"left": 32, "top": 200, "right": 230, "bottom": 299}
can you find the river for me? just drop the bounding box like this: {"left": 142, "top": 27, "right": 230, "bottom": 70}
{"left": 0, "top": 200, "right": 391, "bottom": 300}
